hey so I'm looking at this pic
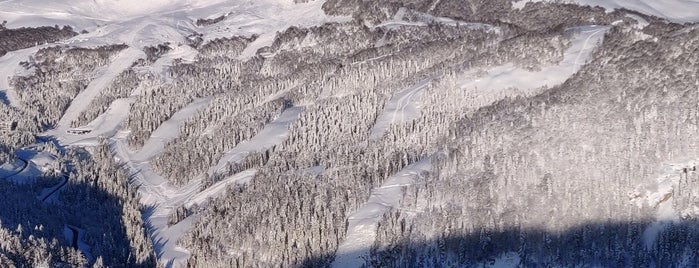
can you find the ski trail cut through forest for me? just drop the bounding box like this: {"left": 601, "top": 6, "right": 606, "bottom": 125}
{"left": 368, "top": 26, "right": 606, "bottom": 142}
{"left": 0, "top": 47, "right": 42, "bottom": 107}
{"left": 369, "top": 79, "right": 431, "bottom": 140}
{"left": 332, "top": 158, "right": 431, "bottom": 268}
{"left": 110, "top": 103, "right": 302, "bottom": 266}
{"left": 186, "top": 169, "right": 258, "bottom": 207}
{"left": 56, "top": 47, "right": 145, "bottom": 131}
{"left": 208, "top": 106, "right": 304, "bottom": 176}
{"left": 334, "top": 25, "right": 609, "bottom": 268}
{"left": 133, "top": 97, "right": 213, "bottom": 163}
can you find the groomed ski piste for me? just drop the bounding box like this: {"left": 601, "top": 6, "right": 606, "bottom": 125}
{"left": 0, "top": 0, "right": 347, "bottom": 266}
{"left": 2, "top": 0, "right": 699, "bottom": 267}
{"left": 334, "top": 24, "right": 609, "bottom": 268}
{"left": 368, "top": 24, "right": 608, "bottom": 142}
{"left": 513, "top": 0, "right": 699, "bottom": 23}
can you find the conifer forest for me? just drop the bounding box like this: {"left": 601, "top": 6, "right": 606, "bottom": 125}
{"left": 1, "top": 0, "right": 699, "bottom": 267}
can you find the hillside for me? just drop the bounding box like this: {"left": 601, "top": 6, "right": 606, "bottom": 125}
{"left": 1, "top": 0, "right": 699, "bottom": 267}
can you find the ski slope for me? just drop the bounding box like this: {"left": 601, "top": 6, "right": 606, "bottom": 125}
{"left": 14, "top": 11, "right": 316, "bottom": 262}
{"left": 0, "top": 47, "right": 42, "bottom": 107}
{"left": 132, "top": 97, "right": 212, "bottom": 163}
{"left": 0, "top": 0, "right": 350, "bottom": 57}
{"left": 369, "top": 79, "right": 431, "bottom": 140}
{"left": 106, "top": 103, "right": 302, "bottom": 266}
{"left": 369, "top": 26, "right": 607, "bottom": 142}
{"left": 459, "top": 25, "right": 607, "bottom": 94}
{"left": 513, "top": 0, "right": 699, "bottom": 23}
{"left": 0, "top": 2, "right": 343, "bottom": 263}
{"left": 340, "top": 25, "right": 608, "bottom": 268}
{"left": 208, "top": 106, "right": 304, "bottom": 176}
{"left": 333, "top": 158, "right": 432, "bottom": 268}
{"left": 57, "top": 47, "right": 145, "bottom": 131}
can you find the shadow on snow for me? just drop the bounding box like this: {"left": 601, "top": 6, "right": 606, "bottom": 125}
{"left": 302, "top": 219, "right": 699, "bottom": 267}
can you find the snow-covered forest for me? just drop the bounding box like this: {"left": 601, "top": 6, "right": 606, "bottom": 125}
{"left": 1, "top": 0, "right": 699, "bottom": 267}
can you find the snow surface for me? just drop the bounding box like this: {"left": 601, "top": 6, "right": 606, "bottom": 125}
{"left": 0, "top": 0, "right": 350, "bottom": 58}
{"left": 0, "top": 158, "right": 26, "bottom": 178}
{"left": 369, "top": 79, "right": 431, "bottom": 140}
{"left": 56, "top": 47, "right": 145, "bottom": 131}
{"left": 459, "top": 25, "right": 607, "bottom": 93}
{"left": 0, "top": 1, "right": 341, "bottom": 262}
{"left": 374, "top": 7, "right": 499, "bottom": 32}
{"left": 186, "top": 169, "right": 257, "bottom": 207}
{"left": 512, "top": 0, "right": 699, "bottom": 23}
{"left": 629, "top": 160, "right": 692, "bottom": 249}
{"left": 369, "top": 26, "right": 606, "bottom": 141}
{"left": 108, "top": 104, "right": 301, "bottom": 266}
{"left": 208, "top": 106, "right": 304, "bottom": 176}
{"left": 2, "top": 150, "right": 57, "bottom": 184}
{"left": 337, "top": 25, "right": 608, "bottom": 267}
{"left": 0, "top": 47, "right": 42, "bottom": 107}
{"left": 332, "top": 158, "right": 431, "bottom": 268}
{"left": 132, "top": 97, "right": 212, "bottom": 163}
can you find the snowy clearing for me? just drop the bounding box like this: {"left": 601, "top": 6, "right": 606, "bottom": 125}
{"left": 0, "top": 47, "right": 42, "bottom": 107}
{"left": 186, "top": 169, "right": 257, "bottom": 207}
{"left": 512, "top": 0, "right": 699, "bottom": 23}
{"left": 369, "top": 79, "right": 432, "bottom": 140}
{"left": 56, "top": 47, "right": 145, "bottom": 131}
{"left": 132, "top": 97, "right": 212, "bottom": 163}
{"left": 208, "top": 106, "right": 304, "bottom": 176}
{"left": 458, "top": 25, "right": 607, "bottom": 94}
{"left": 332, "top": 158, "right": 431, "bottom": 268}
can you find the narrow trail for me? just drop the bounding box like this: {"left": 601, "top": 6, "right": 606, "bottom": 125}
{"left": 40, "top": 175, "right": 69, "bottom": 203}
{"left": 0, "top": 158, "right": 28, "bottom": 180}
{"left": 332, "top": 158, "right": 432, "bottom": 268}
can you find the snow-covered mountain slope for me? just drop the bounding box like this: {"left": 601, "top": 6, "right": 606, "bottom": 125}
{"left": 3, "top": 0, "right": 699, "bottom": 267}
{"left": 0, "top": 0, "right": 349, "bottom": 55}
{"left": 514, "top": 0, "right": 699, "bottom": 23}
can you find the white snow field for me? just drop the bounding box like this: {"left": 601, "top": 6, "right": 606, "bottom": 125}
{"left": 369, "top": 25, "right": 607, "bottom": 141}
{"left": 332, "top": 158, "right": 432, "bottom": 268}
{"left": 56, "top": 47, "right": 146, "bottom": 131}
{"left": 369, "top": 79, "right": 432, "bottom": 140}
{"left": 0, "top": 0, "right": 347, "bottom": 266}
{"left": 131, "top": 97, "right": 213, "bottom": 163}
{"left": 208, "top": 106, "right": 304, "bottom": 176}
{"left": 513, "top": 0, "right": 699, "bottom": 23}
{"left": 459, "top": 25, "right": 608, "bottom": 94}
{"left": 0, "top": 0, "right": 350, "bottom": 51}
{"left": 337, "top": 25, "right": 609, "bottom": 267}
{"left": 0, "top": 47, "right": 42, "bottom": 107}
